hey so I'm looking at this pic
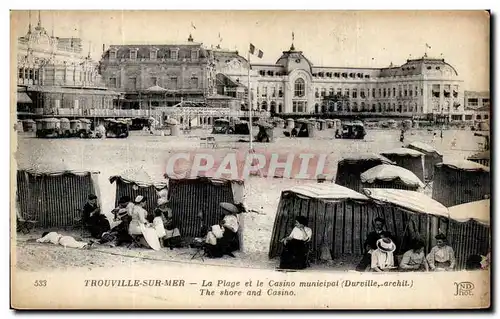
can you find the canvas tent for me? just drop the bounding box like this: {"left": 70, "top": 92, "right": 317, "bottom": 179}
{"left": 467, "top": 151, "right": 490, "bottom": 167}
{"left": 268, "top": 183, "right": 373, "bottom": 261}
{"left": 109, "top": 167, "right": 168, "bottom": 214}
{"left": 363, "top": 188, "right": 449, "bottom": 253}
{"left": 406, "top": 141, "right": 443, "bottom": 181}
{"left": 380, "top": 148, "right": 425, "bottom": 182}
{"left": 360, "top": 164, "right": 425, "bottom": 191}
{"left": 432, "top": 160, "right": 490, "bottom": 207}
{"left": 448, "top": 200, "right": 490, "bottom": 270}
{"left": 335, "top": 153, "right": 395, "bottom": 192}
{"left": 16, "top": 169, "right": 100, "bottom": 228}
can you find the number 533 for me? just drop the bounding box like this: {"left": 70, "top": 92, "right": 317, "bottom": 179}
{"left": 34, "top": 280, "right": 47, "bottom": 287}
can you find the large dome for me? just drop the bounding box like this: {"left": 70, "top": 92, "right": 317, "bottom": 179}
{"left": 275, "top": 44, "right": 313, "bottom": 74}
{"left": 380, "top": 55, "right": 459, "bottom": 78}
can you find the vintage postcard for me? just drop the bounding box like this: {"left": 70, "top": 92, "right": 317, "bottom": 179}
{"left": 10, "top": 10, "right": 491, "bottom": 309}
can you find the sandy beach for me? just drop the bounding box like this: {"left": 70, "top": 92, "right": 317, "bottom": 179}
{"left": 13, "top": 127, "right": 482, "bottom": 271}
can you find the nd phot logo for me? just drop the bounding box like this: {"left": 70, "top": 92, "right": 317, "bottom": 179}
{"left": 454, "top": 282, "right": 474, "bottom": 296}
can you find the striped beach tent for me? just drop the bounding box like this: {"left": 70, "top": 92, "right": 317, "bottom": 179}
{"left": 335, "top": 153, "right": 395, "bottom": 192}
{"left": 448, "top": 200, "right": 490, "bottom": 270}
{"left": 362, "top": 188, "right": 449, "bottom": 253}
{"left": 380, "top": 147, "right": 425, "bottom": 182}
{"left": 268, "top": 183, "right": 374, "bottom": 262}
{"left": 432, "top": 160, "right": 490, "bottom": 207}
{"left": 360, "top": 164, "right": 425, "bottom": 191}
{"left": 109, "top": 167, "right": 167, "bottom": 214}
{"left": 16, "top": 169, "right": 100, "bottom": 228}
{"left": 405, "top": 141, "right": 443, "bottom": 181}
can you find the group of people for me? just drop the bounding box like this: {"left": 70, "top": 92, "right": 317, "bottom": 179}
{"left": 355, "top": 217, "right": 458, "bottom": 272}
{"left": 35, "top": 193, "right": 243, "bottom": 258}
{"left": 34, "top": 196, "right": 488, "bottom": 272}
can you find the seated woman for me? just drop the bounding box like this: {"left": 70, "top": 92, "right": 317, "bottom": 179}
{"left": 399, "top": 239, "right": 429, "bottom": 272}
{"left": 218, "top": 202, "right": 241, "bottom": 257}
{"left": 99, "top": 199, "right": 133, "bottom": 247}
{"left": 426, "top": 234, "right": 456, "bottom": 271}
{"left": 128, "top": 195, "right": 160, "bottom": 250}
{"left": 204, "top": 219, "right": 226, "bottom": 258}
{"left": 371, "top": 237, "right": 397, "bottom": 272}
{"left": 154, "top": 197, "right": 182, "bottom": 249}
{"left": 279, "top": 216, "right": 312, "bottom": 270}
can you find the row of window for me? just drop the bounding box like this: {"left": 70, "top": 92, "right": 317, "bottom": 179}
{"left": 18, "top": 67, "right": 94, "bottom": 84}
{"left": 254, "top": 100, "right": 428, "bottom": 113}
{"left": 256, "top": 70, "right": 372, "bottom": 79}
{"left": 109, "top": 76, "right": 199, "bottom": 90}
{"left": 109, "top": 49, "right": 200, "bottom": 61}
{"left": 256, "top": 80, "right": 461, "bottom": 100}
{"left": 466, "top": 98, "right": 490, "bottom": 107}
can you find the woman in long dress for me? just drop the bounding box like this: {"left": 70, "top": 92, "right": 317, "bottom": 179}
{"left": 279, "top": 216, "right": 312, "bottom": 270}
{"left": 129, "top": 195, "right": 148, "bottom": 236}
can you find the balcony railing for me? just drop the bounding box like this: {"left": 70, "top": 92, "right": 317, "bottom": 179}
{"left": 32, "top": 107, "right": 271, "bottom": 118}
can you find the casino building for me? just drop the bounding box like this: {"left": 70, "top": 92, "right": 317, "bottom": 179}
{"left": 217, "top": 42, "right": 466, "bottom": 121}
{"left": 16, "top": 12, "right": 121, "bottom": 121}
{"left": 99, "top": 38, "right": 468, "bottom": 122}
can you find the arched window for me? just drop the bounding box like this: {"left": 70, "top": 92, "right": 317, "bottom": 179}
{"left": 278, "top": 103, "right": 283, "bottom": 113}
{"left": 270, "top": 101, "right": 276, "bottom": 114}
{"left": 261, "top": 101, "right": 268, "bottom": 111}
{"left": 294, "top": 78, "right": 305, "bottom": 97}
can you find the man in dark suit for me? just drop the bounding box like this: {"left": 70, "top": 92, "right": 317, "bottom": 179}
{"left": 356, "top": 217, "right": 393, "bottom": 271}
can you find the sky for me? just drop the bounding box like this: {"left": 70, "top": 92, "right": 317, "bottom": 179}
{"left": 10, "top": 10, "right": 490, "bottom": 91}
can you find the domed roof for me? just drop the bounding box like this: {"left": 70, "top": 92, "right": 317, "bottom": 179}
{"left": 380, "top": 55, "right": 459, "bottom": 78}
{"left": 275, "top": 44, "right": 313, "bottom": 74}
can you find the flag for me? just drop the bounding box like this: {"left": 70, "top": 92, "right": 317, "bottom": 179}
{"left": 426, "top": 43, "right": 431, "bottom": 49}
{"left": 191, "top": 22, "right": 196, "bottom": 30}
{"left": 292, "top": 32, "right": 295, "bottom": 41}
{"left": 249, "top": 43, "right": 264, "bottom": 58}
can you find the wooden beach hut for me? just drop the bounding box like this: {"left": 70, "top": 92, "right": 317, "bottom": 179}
{"left": 448, "top": 200, "right": 490, "bottom": 270}
{"left": 380, "top": 148, "right": 425, "bottom": 182}
{"left": 360, "top": 164, "right": 425, "bottom": 191}
{"left": 432, "top": 160, "right": 490, "bottom": 207}
{"left": 406, "top": 141, "right": 443, "bottom": 181}
{"left": 16, "top": 169, "right": 100, "bottom": 228}
{"left": 335, "top": 153, "right": 395, "bottom": 192}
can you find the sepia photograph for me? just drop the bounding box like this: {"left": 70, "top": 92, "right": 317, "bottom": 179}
{"left": 10, "top": 9, "right": 491, "bottom": 309}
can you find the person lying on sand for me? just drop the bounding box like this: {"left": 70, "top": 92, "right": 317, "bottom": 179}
{"left": 36, "top": 232, "right": 95, "bottom": 249}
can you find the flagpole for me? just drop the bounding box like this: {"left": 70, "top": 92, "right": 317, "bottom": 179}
{"left": 247, "top": 50, "right": 253, "bottom": 151}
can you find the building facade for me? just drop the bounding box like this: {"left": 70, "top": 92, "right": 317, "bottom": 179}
{"left": 98, "top": 39, "right": 469, "bottom": 122}
{"left": 16, "top": 12, "right": 120, "bottom": 120}
{"left": 463, "top": 91, "right": 490, "bottom": 121}
{"left": 216, "top": 43, "right": 466, "bottom": 121}
{"left": 99, "top": 36, "right": 217, "bottom": 110}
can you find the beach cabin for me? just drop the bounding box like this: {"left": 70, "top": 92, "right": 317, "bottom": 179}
{"left": 406, "top": 141, "right": 443, "bottom": 181}
{"left": 335, "top": 153, "right": 395, "bottom": 192}
{"left": 16, "top": 169, "right": 100, "bottom": 228}
{"left": 163, "top": 152, "right": 246, "bottom": 243}
{"left": 432, "top": 160, "right": 490, "bottom": 207}
{"left": 109, "top": 168, "right": 168, "bottom": 214}
{"left": 295, "top": 119, "right": 316, "bottom": 138}
{"left": 268, "top": 184, "right": 373, "bottom": 262}
{"left": 360, "top": 164, "right": 425, "bottom": 191}
{"left": 467, "top": 151, "right": 490, "bottom": 167}
{"left": 448, "top": 200, "right": 490, "bottom": 270}
{"left": 380, "top": 148, "right": 425, "bottom": 182}
{"left": 363, "top": 188, "right": 449, "bottom": 253}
